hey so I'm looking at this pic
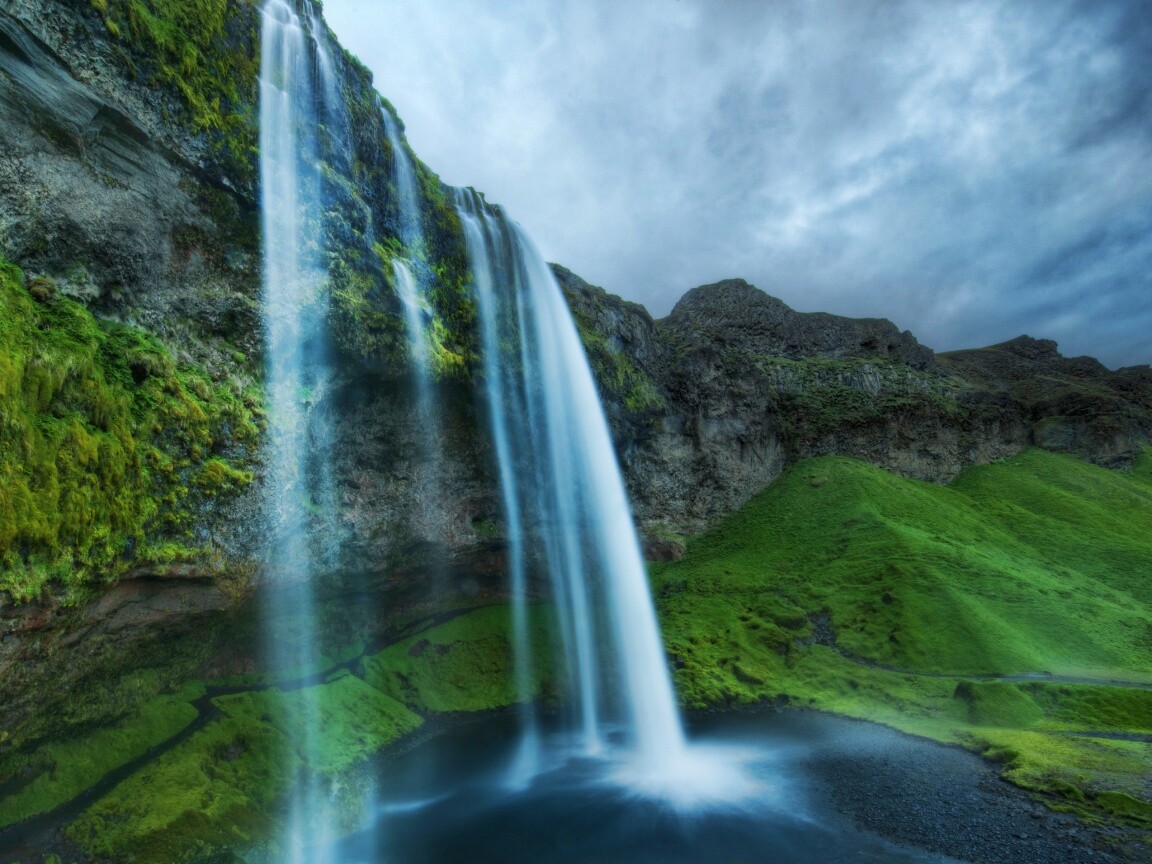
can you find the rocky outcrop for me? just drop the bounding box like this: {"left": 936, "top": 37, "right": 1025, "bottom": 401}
{"left": 560, "top": 271, "right": 1149, "bottom": 539}
{"left": 0, "top": 2, "right": 262, "bottom": 361}
{"left": 665, "top": 278, "right": 935, "bottom": 369}
{"left": 938, "top": 337, "right": 1152, "bottom": 468}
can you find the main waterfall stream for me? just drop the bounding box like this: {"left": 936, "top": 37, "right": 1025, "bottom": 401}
{"left": 453, "top": 190, "right": 701, "bottom": 794}
{"left": 260, "top": 0, "right": 753, "bottom": 850}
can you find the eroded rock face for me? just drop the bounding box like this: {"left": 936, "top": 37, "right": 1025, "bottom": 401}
{"left": 559, "top": 269, "right": 1150, "bottom": 538}
{"left": 0, "top": 4, "right": 263, "bottom": 363}
{"left": 939, "top": 337, "right": 1152, "bottom": 468}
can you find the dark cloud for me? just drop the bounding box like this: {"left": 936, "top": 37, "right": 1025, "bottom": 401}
{"left": 324, "top": 0, "right": 1152, "bottom": 367}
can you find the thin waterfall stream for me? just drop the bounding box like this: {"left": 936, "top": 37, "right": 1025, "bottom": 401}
{"left": 258, "top": 1, "right": 342, "bottom": 858}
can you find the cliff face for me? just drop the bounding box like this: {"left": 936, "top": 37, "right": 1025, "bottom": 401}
{"left": 560, "top": 269, "right": 1151, "bottom": 544}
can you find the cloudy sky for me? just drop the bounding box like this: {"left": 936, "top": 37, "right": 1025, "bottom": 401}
{"left": 324, "top": 0, "right": 1152, "bottom": 367}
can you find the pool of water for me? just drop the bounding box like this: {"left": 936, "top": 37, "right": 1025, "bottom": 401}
{"left": 327, "top": 711, "right": 964, "bottom": 864}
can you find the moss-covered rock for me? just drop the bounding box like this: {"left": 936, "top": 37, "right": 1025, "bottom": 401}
{"left": 359, "top": 605, "right": 552, "bottom": 715}
{"left": 0, "top": 605, "right": 532, "bottom": 862}
{"left": 323, "top": 99, "right": 478, "bottom": 376}
{"left": 0, "top": 255, "right": 260, "bottom": 602}
{"left": 90, "top": 0, "right": 261, "bottom": 184}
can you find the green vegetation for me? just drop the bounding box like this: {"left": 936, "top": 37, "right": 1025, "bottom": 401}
{"left": 66, "top": 689, "right": 294, "bottom": 862}
{"left": 0, "top": 605, "right": 530, "bottom": 861}
{"left": 653, "top": 447, "right": 1152, "bottom": 824}
{"left": 414, "top": 159, "right": 478, "bottom": 378}
{"left": 0, "top": 256, "right": 260, "bottom": 601}
{"left": 326, "top": 107, "right": 478, "bottom": 377}
{"left": 92, "top": 0, "right": 260, "bottom": 180}
{"left": 360, "top": 605, "right": 552, "bottom": 714}
{"left": 566, "top": 300, "right": 664, "bottom": 415}
{"left": 0, "top": 683, "right": 202, "bottom": 826}
{"left": 7, "top": 444, "right": 1150, "bottom": 857}
{"left": 757, "top": 356, "right": 962, "bottom": 441}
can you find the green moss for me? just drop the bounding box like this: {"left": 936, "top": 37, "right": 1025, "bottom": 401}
{"left": 326, "top": 161, "right": 477, "bottom": 377}
{"left": 414, "top": 161, "right": 478, "bottom": 378}
{"left": 0, "top": 683, "right": 203, "bottom": 827}
{"left": 1026, "top": 684, "right": 1152, "bottom": 733}
{"left": 654, "top": 448, "right": 1152, "bottom": 823}
{"left": 567, "top": 307, "right": 664, "bottom": 414}
{"left": 1095, "top": 791, "right": 1152, "bottom": 825}
{"left": 328, "top": 242, "right": 407, "bottom": 365}
{"left": 0, "top": 255, "right": 260, "bottom": 601}
{"left": 66, "top": 692, "right": 294, "bottom": 862}
{"left": 49, "top": 607, "right": 538, "bottom": 862}
{"left": 758, "top": 356, "right": 962, "bottom": 441}
{"left": 254, "top": 672, "right": 422, "bottom": 777}
{"left": 92, "top": 0, "right": 259, "bottom": 180}
{"left": 359, "top": 605, "right": 552, "bottom": 714}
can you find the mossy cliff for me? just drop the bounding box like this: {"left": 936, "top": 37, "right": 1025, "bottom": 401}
{"left": 0, "top": 0, "right": 500, "bottom": 839}
{"left": 0, "top": 0, "right": 497, "bottom": 598}
{"left": 0, "top": 256, "right": 259, "bottom": 602}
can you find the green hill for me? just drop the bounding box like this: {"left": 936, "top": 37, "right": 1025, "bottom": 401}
{"left": 654, "top": 448, "right": 1152, "bottom": 825}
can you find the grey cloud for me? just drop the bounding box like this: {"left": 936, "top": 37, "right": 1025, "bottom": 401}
{"left": 324, "top": 0, "right": 1152, "bottom": 367}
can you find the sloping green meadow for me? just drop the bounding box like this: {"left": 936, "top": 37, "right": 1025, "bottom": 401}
{"left": 653, "top": 448, "right": 1152, "bottom": 825}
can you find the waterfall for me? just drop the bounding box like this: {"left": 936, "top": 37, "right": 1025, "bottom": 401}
{"left": 381, "top": 109, "right": 431, "bottom": 378}
{"left": 259, "top": 0, "right": 339, "bottom": 857}
{"left": 381, "top": 107, "right": 451, "bottom": 589}
{"left": 453, "top": 190, "right": 542, "bottom": 785}
{"left": 259, "top": 0, "right": 741, "bottom": 823}
{"left": 453, "top": 190, "right": 690, "bottom": 787}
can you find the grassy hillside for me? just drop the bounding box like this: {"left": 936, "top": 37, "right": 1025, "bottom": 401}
{"left": 5, "top": 449, "right": 1150, "bottom": 859}
{"left": 654, "top": 448, "right": 1152, "bottom": 825}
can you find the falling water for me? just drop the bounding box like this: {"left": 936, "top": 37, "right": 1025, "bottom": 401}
{"left": 453, "top": 191, "right": 690, "bottom": 788}
{"left": 380, "top": 107, "right": 452, "bottom": 597}
{"left": 381, "top": 111, "right": 432, "bottom": 378}
{"left": 454, "top": 189, "right": 542, "bottom": 785}
{"left": 259, "top": 0, "right": 339, "bottom": 857}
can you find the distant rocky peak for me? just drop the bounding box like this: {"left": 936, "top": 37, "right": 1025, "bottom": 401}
{"left": 982, "top": 335, "right": 1110, "bottom": 378}
{"left": 993, "top": 335, "right": 1062, "bottom": 361}
{"left": 663, "top": 278, "right": 935, "bottom": 370}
